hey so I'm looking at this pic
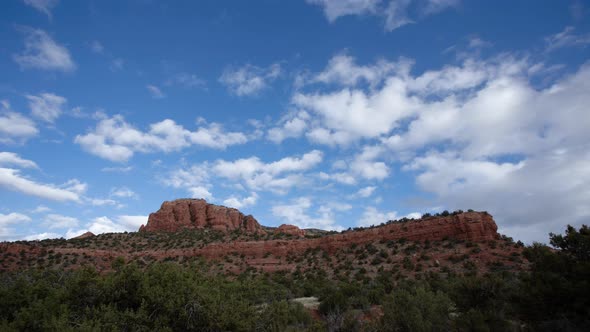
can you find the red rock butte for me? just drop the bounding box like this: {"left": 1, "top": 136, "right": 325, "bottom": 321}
{"left": 139, "top": 199, "right": 264, "bottom": 234}
{"left": 140, "top": 199, "right": 499, "bottom": 247}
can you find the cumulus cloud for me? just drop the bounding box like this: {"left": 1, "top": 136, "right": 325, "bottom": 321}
{"left": 279, "top": 50, "right": 590, "bottom": 242}
{"left": 116, "top": 215, "right": 147, "bottom": 229}
{"left": 356, "top": 186, "right": 376, "bottom": 197}
{"left": 358, "top": 206, "right": 398, "bottom": 227}
{"left": 26, "top": 92, "right": 67, "bottom": 123}
{"left": 43, "top": 214, "right": 79, "bottom": 229}
{"left": 317, "top": 145, "right": 389, "bottom": 185}
{"left": 13, "top": 27, "right": 75, "bottom": 72}
{"left": 165, "top": 150, "right": 324, "bottom": 197}
{"left": 212, "top": 150, "right": 323, "bottom": 192}
{"left": 75, "top": 115, "right": 248, "bottom": 162}
{"left": 271, "top": 197, "right": 344, "bottom": 230}
{"left": 0, "top": 212, "right": 31, "bottom": 237}
{"left": 219, "top": 63, "right": 281, "bottom": 96}
{"left": 223, "top": 192, "right": 258, "bottom": 209}
{"left": 0, "top": 101, "right": 38, "bottom": 143}
{"left": 267, "top": 111, "right": 310, "bottom": 143}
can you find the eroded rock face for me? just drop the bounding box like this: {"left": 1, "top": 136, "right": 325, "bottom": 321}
{"left": 194, "top": 211, "right": 499, "bottom": 260}
{"left": 139, "top": 199, "right": 264, "bottom": 234}
{"left": 274, "top": 224, "right": 306, "bottom": 237}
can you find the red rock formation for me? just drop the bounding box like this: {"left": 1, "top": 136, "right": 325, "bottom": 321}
{"left": 274, "top": 224, "right": 306, "bottom": 237}
{"left": 139, "top": 199, "right": 264, "bottom": 234}
{"left": 191, "top": 211, "right": 499, "bottom": 259}
{"left": 73, "top": 232, "right": 95, "bottom": 239}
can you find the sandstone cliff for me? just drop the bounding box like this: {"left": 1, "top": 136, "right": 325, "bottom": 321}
{"left": 193, "top": 211, "right": 499, "bottom": 260}
{"left": 139, "top": 199, "right": 264, "bottom": 234}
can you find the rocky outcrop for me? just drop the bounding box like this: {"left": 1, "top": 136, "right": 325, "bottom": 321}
{"left": 274, "top": 224, "right": 306, "bottom": 237}
{"left": 191, "top": 211, "right": 499, "bottom": 259}
{"left": 73, "top": 232, "right": 95, "bottom": 239}
{"left": 139, "top": 199, "right": 264, "bottom": 234}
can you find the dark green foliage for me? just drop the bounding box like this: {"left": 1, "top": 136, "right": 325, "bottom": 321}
{"left": 1, "top": 224, "right": 589, "bottom": 331}
{"left": 518, "top": 224, "right": 590, "bottom": 331}
{"left": 0, "top": 262, "right": 311, "bottom": 331}
{"left": 380, "top": 286, "right": 454, "bottom": 332}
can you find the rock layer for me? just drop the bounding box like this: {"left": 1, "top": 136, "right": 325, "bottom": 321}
{"left": 139, "top": 199, "right": 264, "bottom": 234}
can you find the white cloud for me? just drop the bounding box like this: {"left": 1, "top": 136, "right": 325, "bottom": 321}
{"left": 86, "top": 216, "right": 126, "bottom": 234}
{"left": 116, "top": 215, "right": 147, "bottom": 230}
{"left": 545, "top": 26, "right": 590, "bottom": 52}
{"left": 165, "top": 73, "right": 206, "bottom": 89}
{"left": 223, "top": 192, "right": 258, "bottom": 209}
{"left": 31, "top": 205, "right": 51, "bottom": 213}
{"left": 219, "top": 63, "right": 281, "bottom": 96}
{"left": 0, "top": 101, "right": 38, "bottom": 143}
{"left": 24, "top": 232, "right": 61, "bottom": 241}
{"left": 356, "top": 186, "right": 376, "bottom": 197}
{"left": 165, "top": 150, "right": 324, "bottom": 197}
{"left": 422, "top": 0, "right": 460, "bottom": 15}
{"left": 75, "top": 115, "right": 248, "bottom": 162}
{"left": 384, "top": 0, "right": 412, "bottom": 31}
{"left": 281, "top": 51, "right": 590, "bottom": 242}
{"left": 110, "top": 187, "right": 137, "bottom": 199}
{"left": 43, "top": 214, "right": 79, "bottom": 229}
{"left": 306, "top": 0, "right": 458, "bottom": 31}
{"left": 293, "top": 54, "right": 529, "bottom": 148}
{"left": 349, "top": 145, "right": 390, "bottom": 180}
{"left": 271, "top": 197, "right": 344, "bottom": 230}
{"left": 358, "top": 206, "right": 398, "bottom": 227}
{"left": 188, "top": 186, "right": 213, "bottom": 200}
{"left": 23, "top": 0, "right": 59, "bottom": 19}
{"left": 0, "top": 212, "right": 31, "bottom": 237}
{"left": 13, "top": 27, "right": 76, "bottom": 72}
{"left": 89, "top": 198, "right": 119, "bottom": 207}
{"left": 306, "top": 0, "right": 381, "bottom": 22}
{"left": 309, "top": 53, "right": 406, "bottom": 87}
{"left": 267, "top": 111, "right": 309, "bottom": 143}
{"left": 101, "top": 166, "right": 133, "bottom": 173}
{"left": 146, "top": 85, "right": 166, "bottom": 99}
{"left": 212, "top": 150, "right": 323, "bottom": 192}
{"left": 0, "top": 168, "right": 83, "bottom": 202}
{"left": 64, "top": 215, "right": 147, "bottom": 238}
{"left": 0, "top": 152, "right": 38, "bottom": 169}
{"left": 319, "top": 146, "right": 389, "bottom": 185}
{"left": 84, "top": 215, "right": 147, "bottom": 234}
{"left": 26, "top": 92, "right": 67, "bottom": 123}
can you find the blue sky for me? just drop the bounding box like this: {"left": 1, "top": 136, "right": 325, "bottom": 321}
{"left": 1, "top": 0, "right": 589, "bottom": 243}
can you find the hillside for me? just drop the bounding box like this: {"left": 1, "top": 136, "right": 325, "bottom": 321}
{"left": 0, "top": 200, "right": 524, "bottom": 277}
{"left": 2, "top": 200, "right": 588, "bottom": 331}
